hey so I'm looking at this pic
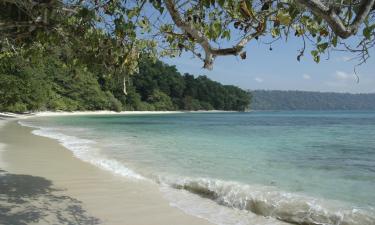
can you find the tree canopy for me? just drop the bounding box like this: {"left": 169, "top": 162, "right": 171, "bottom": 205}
{"left": 1, "top": 0, "right": 375, "bottom": 71}
{"left": 0, "top": 50, "right": 251, "bottom": 112}
{"left": 162, "top": 0, "right": 375, "bottom": 68}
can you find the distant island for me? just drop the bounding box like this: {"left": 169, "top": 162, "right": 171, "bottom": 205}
{"left": 251, "top": 90, "right": 375, "bottom": 110}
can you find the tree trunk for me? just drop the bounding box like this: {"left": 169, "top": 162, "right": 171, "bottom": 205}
{"left": 123, "top": 76, "right": 127, "bottom": 95}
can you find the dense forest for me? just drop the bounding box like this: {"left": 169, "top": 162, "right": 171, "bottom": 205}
{"left": 252, "top": 90, "right": 375, "bottom": 110}
{"left": 0, "top": 54, "right": 251, "bottom": 112}
{"left": 128, "top": 60, "right": 251, "bottom": 111}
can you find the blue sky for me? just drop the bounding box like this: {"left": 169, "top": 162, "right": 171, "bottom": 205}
{"left": 162, "top": 36, "right": 375, "bottom": 93}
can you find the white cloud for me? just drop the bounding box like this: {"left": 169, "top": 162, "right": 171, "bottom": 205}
{"left": 254, "top": 77, "right": 264, "bottom": 83}
{"left": 337, "top": 56, "right": 352, "bottom": 62}
{"left": 334, "top": 71, "right": 352, "bottom": 80}
{"left": 324, "top": 71, "right": 357, "bottom": 90}
{"left": 302, "top": 74, "right": 311, "bottom": 80}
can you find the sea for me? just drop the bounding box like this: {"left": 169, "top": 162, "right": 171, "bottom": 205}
{"left": 19, "top": 111, "right": 375, "bottom": 225}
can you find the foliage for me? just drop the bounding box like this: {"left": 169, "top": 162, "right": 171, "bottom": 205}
{"left": 0, "top": 47, "right": 251, "bottom": 112}
{"left": 130, "top": 59, "right": 251, "bottom": 111}
{"left": 0, "top": 52, "right": 50, "bottom": 112}
{"left": 1, "top": 0, "right": 375, "bottom": 71}
{"left": 252, "top": 90, "right": 375, "bottom": 110}
{"left": 147, "top": 90, "right": 176, "bottom": 111}
{"left": 159, "top": 0, "right": 375, "bottom": 68}
{"left": 0, "top": 45, "right": 122, "bottom": 112}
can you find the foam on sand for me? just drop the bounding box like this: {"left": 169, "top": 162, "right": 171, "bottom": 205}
{"left": 19, "top": 120, "right": 144, "bottom": 180}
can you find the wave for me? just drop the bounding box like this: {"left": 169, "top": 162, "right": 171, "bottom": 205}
{"left": 157, "top": 176, "right": 375, "bottom": 225}
{"left": 18, "top": 121, "right": 144, "bottom": 180}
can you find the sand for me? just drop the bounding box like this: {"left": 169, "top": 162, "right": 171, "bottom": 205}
{"left": 0, "top": 119, "right": 213, "bottom": 225}
{"left": 0, "top": 110, "right": 232, "bottom": 119}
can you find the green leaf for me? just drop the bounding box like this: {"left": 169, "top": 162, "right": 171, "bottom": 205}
{"left": 151, "top": 0, "right": 164, "bottom": 14}
{"left": 314, "top": 55, "right": 320, "bottom": 63}
{"left": 363, "top": 24, "right": 375, "bottom": 40}
{"left": 317, "top": 42, "right": 328, "bottom": 52}
{"left": 211, "top": 22, "right": 222, "bottom": 39}
{"left": 138, "top": 18, "right": 150, "bottom": 31}
{"left": 202, "top": 0, "right": 211, "bottom": 8}
{"left": 271, "top": 28, "right": 280, "bottom": 37}
{"left": 127, "top": 7, "right": 139, "bottom": 19}
{"left": 221, "top": 30, "right": 231, "bottom": 40}
{"left": 277, "top": 10, "right": 292, "bottom": 25}
{"left": 311, "top": 50, "right": 318, "bottom": 57}
{"left": 218, "top": 0, "right": 225, "bottom": 7}
{"left": 332, "top": 35, "right": 338, "bottom": 47}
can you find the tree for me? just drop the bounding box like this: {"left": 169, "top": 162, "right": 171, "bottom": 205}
{"left": 147, "top": 89, "right": 176, "bottom": 110}
{"left": 0, "top": 45, "right": 251, "bottom": 112}
{"left": 162, "top": 0, "right": 375, "bottom": 69}
{"left": 2, "top": 0, "right": 375, "bottom": 72}
{"left": 0, "top": 0, "right": 158, "bottom": 99}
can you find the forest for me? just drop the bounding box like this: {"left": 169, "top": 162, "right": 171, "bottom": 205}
{"left": 0, "top": 53, "right": 251, "bottom": 112}
{"left": 252, "top": 90, "right": 375, "bottom": 110}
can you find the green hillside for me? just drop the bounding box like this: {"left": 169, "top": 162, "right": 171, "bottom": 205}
{"left": 252, "top": 90, "right": 375, "bottom": 110}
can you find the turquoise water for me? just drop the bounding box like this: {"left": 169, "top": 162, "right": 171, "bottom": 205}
{"left": 22, "top": 111, "right": 375, "bottom": 224}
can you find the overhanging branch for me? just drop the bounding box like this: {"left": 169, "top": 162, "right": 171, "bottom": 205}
{"left": 295, "top": 0, "right": 375, "bottom": 38}
{"left": 164, "top": 0, "right": 262, "bottom": 69}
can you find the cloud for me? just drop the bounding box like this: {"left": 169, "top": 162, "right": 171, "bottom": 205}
{"left": 302, "top": 74, "right": 311, "bottom": 80}
{"left": 324, "top": 71, "right": 356, "bottom": 89}
{"left": 336, "top": 56, "right": 352, "bottom": 62}
{"left": 334, "top": 71, "right": 352, "bottom": 80}
{"left": 254, "top": 77, "right": 264, "bottom": 83}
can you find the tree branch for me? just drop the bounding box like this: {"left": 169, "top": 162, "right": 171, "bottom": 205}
{"left": 164, "top": 0, "right": 262, "bottom": 69}
{"left": 295, "top": 0, "right": 375, "bottom": 38}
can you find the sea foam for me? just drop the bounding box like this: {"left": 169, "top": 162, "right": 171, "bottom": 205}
{"left": 18, "top": 121, "right": 143, "bottom": 180}
{"left": 157, "top": 176, "right": 375, "bottom": 225}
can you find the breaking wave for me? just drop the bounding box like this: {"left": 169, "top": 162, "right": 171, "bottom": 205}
{"left": 157, "top": 176, "right": 375, "bottom": 225}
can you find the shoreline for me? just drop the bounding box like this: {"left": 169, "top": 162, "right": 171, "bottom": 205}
{"left": 0, "top": 118, "right": 213, "bottom": 225}
{"left": 0, "top": 110, "right": 238, "bottom": 119}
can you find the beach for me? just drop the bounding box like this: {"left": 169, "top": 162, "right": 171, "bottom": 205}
{"left": 0, "top": 116, "right": 213, "bottom": 225}
{"left": 1, "top": 111, "right": 374, "bottom": 225}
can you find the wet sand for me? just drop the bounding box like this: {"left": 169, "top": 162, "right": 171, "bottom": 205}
{"left": 0, "top": 119, "right": 213, "bottom": 225}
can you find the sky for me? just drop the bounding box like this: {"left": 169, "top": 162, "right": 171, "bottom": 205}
{"left": 162, "top": 36, "right": 375, "bottom": 93}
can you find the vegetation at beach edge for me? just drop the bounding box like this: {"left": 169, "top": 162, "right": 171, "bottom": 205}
{"left": 0, "top": 52, "right": 251, "bottom": 112}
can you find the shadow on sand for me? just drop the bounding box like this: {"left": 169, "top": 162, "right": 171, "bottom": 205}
{"left": 0, "top": 169, "right": 100, "bottom": 225}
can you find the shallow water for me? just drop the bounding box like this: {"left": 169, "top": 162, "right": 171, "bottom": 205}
{"left": 21, "top": 111, "right": 375, "bottom": 224}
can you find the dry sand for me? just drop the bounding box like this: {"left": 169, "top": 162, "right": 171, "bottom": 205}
{"left": 0, "top": 119, "right": 213, "bottom": 225}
